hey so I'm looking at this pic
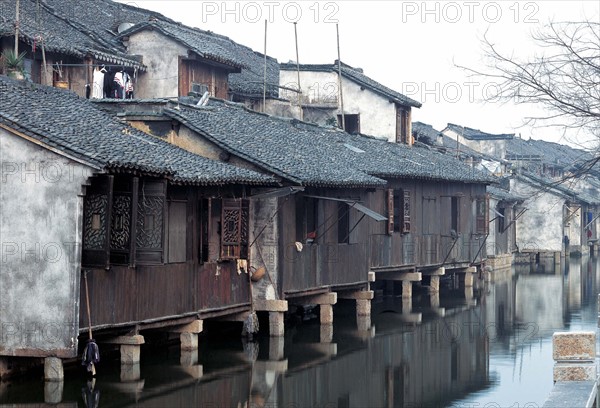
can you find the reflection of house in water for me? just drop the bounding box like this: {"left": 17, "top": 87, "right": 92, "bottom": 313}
{"left": 266, "top": 306, "right": 490, "bottom": 408}
{"left": 515, "top": 276, "right": 565, "bottom": 332}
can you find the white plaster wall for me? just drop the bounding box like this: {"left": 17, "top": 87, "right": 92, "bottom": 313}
{"left": 487, "top": 196, "right": 498, "bottom": 255}
{"left": 511, "top": 179, "right": 564, "bottom": 252}
{"left": 126, "top": 30, "right": 187, "bottom": 99}
{"left": 445, "top": 129, "right": 507, "bottom": 159}
{"left": 280, "top": 70, "right": 397, "bottom": 141}
{"left": 0, "top": 129, "right": 94, "bottom": 356}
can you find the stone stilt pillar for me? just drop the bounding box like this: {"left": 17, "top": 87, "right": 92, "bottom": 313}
{"left": 402, "top": 281, "right": 412, "bottom": 299}
{"left": 254, "top": 299, "right": 288, "bottom": 337}
{"left": 106, "top": 335, "right": 145, "bottom": 365}
{"left": 356, "top": 299, "right": 371, "bottom": 316}
{"left": 320, "top": 304, "right": 334, "bottom": 325}
{"left": 44, "top": 357, "right": 64, "bottom": 381}
{"left": 320, "top": 324, "right": 333, "bottom": 343}
{"left": 269, "top": 312, "right": 285, "bottom": 337}
{"left": 171, "top": 320, "right": 203, "bottom": 351}
{"left": 430, "top": 276, "right": 440, "bottom": 292}
{"left": 552, "top": 331, "right": 596, "bottom": 382}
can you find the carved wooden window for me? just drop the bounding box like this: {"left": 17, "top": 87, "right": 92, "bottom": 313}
{"left": 220, "top": 198, "right": 249, "bottom": 260}
{"left": 390, "top": 189, "right": 411, "bottom": 234}
{"left": 110, "top": 176, "right": 137, "bottom": 265}
{"left": 476, "top": 196, "right": 489, "bottom": 235}
{"left": 136, "top": 179, "right": 166, "bottom": 264}
{"left": 82, "top": 175, "right": 113, "bottom": 268}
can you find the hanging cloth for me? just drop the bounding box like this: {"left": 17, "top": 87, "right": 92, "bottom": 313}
{"left": 92, "top": 68, "right": 105, "bottom": 99}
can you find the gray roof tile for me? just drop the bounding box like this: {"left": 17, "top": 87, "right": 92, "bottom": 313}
{"left": 163, "top": 99, "right": 493, "bottom": 187}
{"left": 0, "top": 76, "right": 275, "bottom": 186}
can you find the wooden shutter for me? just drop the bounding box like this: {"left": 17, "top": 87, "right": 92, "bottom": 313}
{"left": 402, "top": 190, "right": 411, "bottom": 233}
{"left": 387, "top": 189, "right": 394, "bottom": 235}
{"left": 220, "top": 198, "right": 249, "bottom": 260}
{"left": 82, "top": 175, "right": 113, "bottom": 269}
{"left": 136, "top": 179, "right": 167, "bottom": 264}
{"left": 476, "top": 196, "right": 489, "bottom": 235}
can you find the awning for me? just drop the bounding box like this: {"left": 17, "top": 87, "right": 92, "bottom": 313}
{"left": 304, "top": 195, "right": 387, "bottom": 222}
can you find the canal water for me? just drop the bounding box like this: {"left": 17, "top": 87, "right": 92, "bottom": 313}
{"left": 1, "top": 255, "right": 598, "bottom": 407}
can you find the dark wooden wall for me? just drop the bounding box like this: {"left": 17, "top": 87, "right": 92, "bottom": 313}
{"left": 368, "top": 180, "right": 488, "bottom": 270}
{"left": 278, "top": 188, "right": 373, "bottom": 295}
{"left": 80, "top": 181, "right": 250, "bottom": 329}
{"left": 178, "top": 58, "right": 229, "bottom": 99}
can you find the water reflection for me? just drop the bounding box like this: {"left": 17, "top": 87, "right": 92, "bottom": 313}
{"left": 1, "top": 256, "right": 599, "bottom": 408}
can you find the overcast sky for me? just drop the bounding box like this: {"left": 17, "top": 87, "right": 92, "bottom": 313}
{"left": 121, "top": 0, "right": 599, "bottom": 149}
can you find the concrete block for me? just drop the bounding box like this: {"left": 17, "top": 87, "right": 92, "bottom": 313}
{"left": 356, "top": 299, "right": 371, "bottom": 316}
{"left": 180, "top": 332, "right": 198, "bottom": 351}
{"left": 320, "top": 304, "right": 334, "bottom": 324}
{"left": 44, "top": 357, "right": 63, "bottom": 381}
{"left": 44, "top": 380, "right": 63, "bottom": 404}
{"left": 553, "top": 332, "right": 596, "bottom": 361}
{"left": 120, "top": 344, "right": 141, "bottom": 365}
{"left": 553, "top": 363, "right": 597, "bottom": 382}
{"left": 269, "top": 311, "right": 285, "bottom": 337}
{"left": 368, "top": 271, "right": 376, "bottom": 282}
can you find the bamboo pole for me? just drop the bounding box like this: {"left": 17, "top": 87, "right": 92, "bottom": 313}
{"left": 263, "top": 20, "right": 267, "bottom": 113}
{"left": 294, "top": 22, "right": 303, "bottom": 121}
{"left": 336, "top": 24, "right": 345, "bottom": 131}
{"left": 14, "top": 0, "right": 20, "bottom": 55}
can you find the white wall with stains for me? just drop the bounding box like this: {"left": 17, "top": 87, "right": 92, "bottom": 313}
{"left": 0, "top": 129, "right": 94, "bottom": 357}
{"left": 126, "top": 30, "right": 187, "bottom": 99}
{"left": 279, "top": 69, "right": 398, "bottom": 141}
{"left": 511, "top": 178, "right": 564, "bottom": 253}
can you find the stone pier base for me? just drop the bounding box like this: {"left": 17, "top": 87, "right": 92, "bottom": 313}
{"left": 269, "top": 312, "right": 285, "bottom": 337}
{"left": 44, "top": 357, "right": 64, "bottom": 381}
{"left": 106, "top": 335, "right": 145, "bottom": 365}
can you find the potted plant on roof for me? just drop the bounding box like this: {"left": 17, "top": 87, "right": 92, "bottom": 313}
{"left": 1, "top": 50, "right": 26, "bottom": 80}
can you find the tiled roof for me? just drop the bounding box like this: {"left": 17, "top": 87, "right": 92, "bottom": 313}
{"left": 517, "top": 171, "right": 600, "bottom": 205}
{"left": 413, "top": 121, "right": 485, "bottom": 159}
{"left": 0, "top": 0, "right": 145, "bottom": 69}
{"left": 118, "top": 21, "right": 244, "bottom": 70}
{"left": 280, "top": 61, "right": 422, "bottom": 108}
{"left": 506, "top": 137, "right": 593, "bottom": 170}
{"left": 444, "top": 123, "right": 514, "bottom": 140}
{"left": 163, "top": 99, "right": 493, "bottom": 187}
{"left": 0, "top": 76, "right": 275, "bottom": 186}
{"left": 487, "top": 186, "right": 525, "bottom": 202}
